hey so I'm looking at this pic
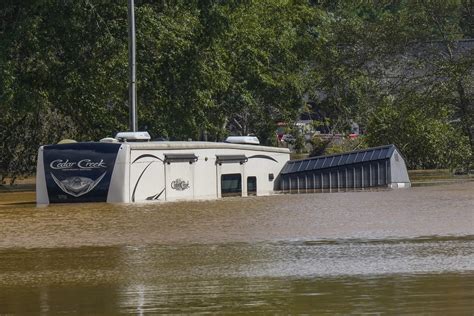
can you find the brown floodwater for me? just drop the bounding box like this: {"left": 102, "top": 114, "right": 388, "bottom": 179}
{"left": 0, "top": 182, "right": 473, "bottom": 314}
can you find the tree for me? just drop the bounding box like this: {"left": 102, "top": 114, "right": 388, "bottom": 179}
{"left": 305, "top": 0, "right": 473, "bottom": 168}
{"left": 1, "top": 0, "right": 472, "bottom": 180}
{"left": 366, "top": 92, "right": 471, "bottom": 169}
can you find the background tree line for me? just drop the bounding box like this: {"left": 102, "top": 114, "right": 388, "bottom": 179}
{"left": 0, "top": 0, "right": 472, "bottom": 181}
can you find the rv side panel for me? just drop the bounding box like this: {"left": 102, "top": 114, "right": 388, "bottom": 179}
{"left": 107, "top": 144, "right": 131, "bottom": 203}
{"left": 129, "top": 149, "right": 166, "bottom": 202}
{"left": 36, "top": 146, "right": 49, "bottom": 205}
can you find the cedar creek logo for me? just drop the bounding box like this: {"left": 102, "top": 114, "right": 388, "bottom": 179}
{"left": 171, "top": 178, "right": 190, "bottom": 191}
{"left": 50, "top": 159, "right": 106, "bottom": 170}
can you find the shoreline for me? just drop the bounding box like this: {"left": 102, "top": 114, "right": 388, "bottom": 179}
{"left": 1, "top": 169, "right": 472, "bottom": 194}
{"left": 0, "top": 183, "right": 35, "bottom": 193}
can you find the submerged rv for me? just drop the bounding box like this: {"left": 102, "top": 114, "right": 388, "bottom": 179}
{"left": 36, "top": 133, "right": 290, "bottom": 204}
{"left": 36, "top": 133, "right": 411, "bottom": 205}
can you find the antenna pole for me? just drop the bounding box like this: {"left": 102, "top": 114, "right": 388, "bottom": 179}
{"left": 128, "top": 0, "right": 137, "bottom": 132}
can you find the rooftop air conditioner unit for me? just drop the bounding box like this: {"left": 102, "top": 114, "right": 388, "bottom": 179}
{"left": 225, "top": 136, "right": 260, "bottom": 145}
{"left": 115, "top": 131, "right": 151, "bottom": 142}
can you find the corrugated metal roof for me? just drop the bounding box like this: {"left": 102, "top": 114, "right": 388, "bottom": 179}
{"left": 280, "top": 144, "right": 396, "bottom": 175}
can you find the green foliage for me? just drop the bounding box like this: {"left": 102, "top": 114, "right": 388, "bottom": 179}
{"left": 0, "top": 107, "right": 78, "bottom": 181}
{"left": 306, "top": 0, "right": 473, "bottom": 169}
{"left": 293, "top": 130, "right": 306, "bottom": 154}
{"left": 308, "top": 135, "right": 330, "bottom": 157}
{"left": 0, "top": 0, "right": 473, "bottom": 179}
{"left": 130, "top": 0, "right": 318, "bottom": 141}
{"left": 366, "top": 95, "right": 472, "bottom": 169}
{"left": 309, "top": 134, "right": 368, "bottom": 157}
{"left": 325, "top": 136, "right": 368, "bottom": 156}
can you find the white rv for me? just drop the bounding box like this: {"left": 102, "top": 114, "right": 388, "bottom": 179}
{"left": 36, "top": 134, "right": 290, "bottom": 204}
{"left": 36, "top": 132, "right": 411, "bottom": 204}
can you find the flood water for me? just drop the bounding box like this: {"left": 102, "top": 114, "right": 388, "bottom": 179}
{"left": 0, "top": 183, "right": 473, "bottom": 314}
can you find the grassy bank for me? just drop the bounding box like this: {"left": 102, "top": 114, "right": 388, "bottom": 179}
{"left": 0, "top": 177, "right": 35, "bottom": 193}
{"left": 408, "top": 169, "right": 474, "bottom": 186}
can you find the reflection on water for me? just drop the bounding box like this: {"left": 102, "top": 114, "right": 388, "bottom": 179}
{"left": 2, "top": 273, "right": 473, "bottom": 314}
{"left": 1, "top": 238, "right": 473, "bottom": 314}
{"left": 0, "top": 182, "right": 473, "bottom": 314}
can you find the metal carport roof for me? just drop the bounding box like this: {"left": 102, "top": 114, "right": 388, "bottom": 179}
{"left": 280, "top": 144, "right": 396, "bottom": 175}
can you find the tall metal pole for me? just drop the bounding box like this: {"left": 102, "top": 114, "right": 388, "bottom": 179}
{"left": 128, "top": 0, "right": 137, "bottom": 132}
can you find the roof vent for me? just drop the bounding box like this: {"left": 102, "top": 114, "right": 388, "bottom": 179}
{"left": 225, "top": 136, "right": 260, "bottom": 145}
{"left": 115, "top": 131, "right": 151, "bottom": 142}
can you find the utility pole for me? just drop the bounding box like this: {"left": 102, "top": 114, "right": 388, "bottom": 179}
{"left": 128, "top": 0, "right": 137, "bottom": 132}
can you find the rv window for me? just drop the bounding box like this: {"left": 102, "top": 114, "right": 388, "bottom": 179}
{"left": 247, "top": 176, "right": 257, "bottom": 196}
{"left": 221, "top": 174, "right": 242, "bottom": 197}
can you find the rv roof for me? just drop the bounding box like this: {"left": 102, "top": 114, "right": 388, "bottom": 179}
{"left": 125, "top": 141, "right": 289, "bottom": 153}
